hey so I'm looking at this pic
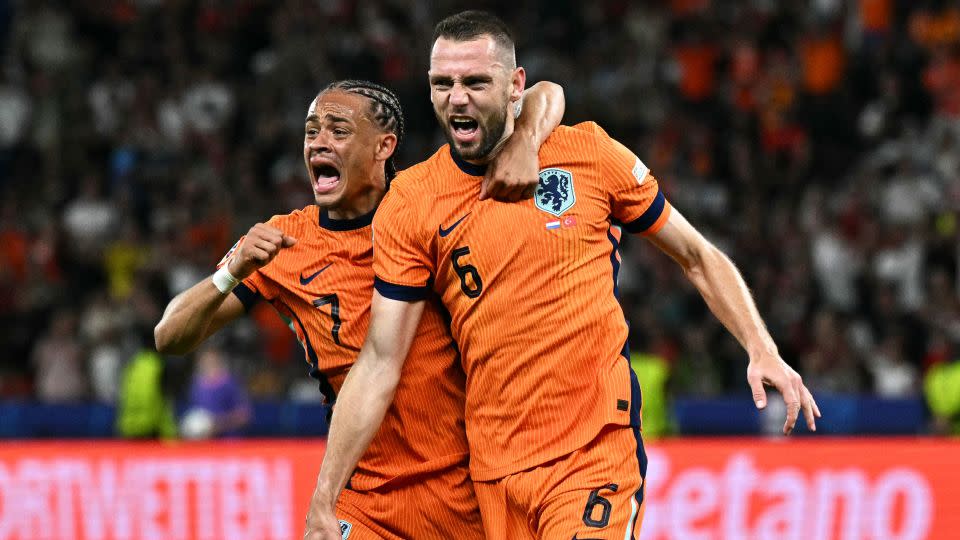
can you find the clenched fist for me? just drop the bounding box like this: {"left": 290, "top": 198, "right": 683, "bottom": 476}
{"left": 226, "top": 223, "right": 297, "bottom": 280}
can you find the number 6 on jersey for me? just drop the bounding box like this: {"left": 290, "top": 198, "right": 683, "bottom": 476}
{"left": 451, "top": 246, "right": 483, "bottom": 298}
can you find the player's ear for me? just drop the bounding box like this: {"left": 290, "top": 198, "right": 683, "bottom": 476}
{"left": 375, "top": 132, "right": 398, "bottom": 162}
{"left": 510, "top": 67, "right": 526, "bottom": 103}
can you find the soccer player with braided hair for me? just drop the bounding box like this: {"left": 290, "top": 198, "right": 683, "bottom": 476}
{"left": 154, "top": 78, "right": 564, "bottom": 538}
{"left": 322, "top": 80, "right": 406, "bottom": 183}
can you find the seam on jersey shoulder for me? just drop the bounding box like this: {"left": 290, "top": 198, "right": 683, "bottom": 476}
{"left": 379, "top": 181, "right": 434, "bottom": 255}
{"left": 267, "top": 207, "right": 312, "bottom": 229}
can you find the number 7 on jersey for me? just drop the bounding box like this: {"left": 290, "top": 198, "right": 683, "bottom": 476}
{"left": 312, "top": 294, "right": 342, "bottom": 345}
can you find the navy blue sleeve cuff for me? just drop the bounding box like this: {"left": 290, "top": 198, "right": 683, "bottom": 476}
{"left": 232, "top": 282, "right": 262, "bottom": 312}
{"left": 374, "top": 277, "right": 431, "bottom": 302}
{"left": 623, "top": 190, "right": 666, "bottom": 234}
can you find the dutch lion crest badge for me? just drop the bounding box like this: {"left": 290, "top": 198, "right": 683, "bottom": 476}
{"left": 535, "top": 168, "right": 576, "bottom": 216}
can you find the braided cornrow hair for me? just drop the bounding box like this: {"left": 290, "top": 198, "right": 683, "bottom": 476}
{"left": 322, "top": 80, "right": 406, "bottom": 182}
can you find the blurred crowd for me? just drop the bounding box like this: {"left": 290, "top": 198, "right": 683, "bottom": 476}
{"left": 1, "top": 0, "right": 959, "bottom": 433}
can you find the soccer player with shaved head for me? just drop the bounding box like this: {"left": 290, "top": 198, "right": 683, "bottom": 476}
{"left": 308, "top": 10, "right": 820, "bottom": 540}
{"left": 155, "top": 77, "right": 565, "bottom": 538}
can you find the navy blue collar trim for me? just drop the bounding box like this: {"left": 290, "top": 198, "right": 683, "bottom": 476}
{"left": 449, "top": 147, "right": 487, "bottom": 176}
{"left": 319, "top": 208, "right": 375, "bottom": 231}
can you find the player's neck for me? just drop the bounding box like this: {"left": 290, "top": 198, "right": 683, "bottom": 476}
{"left": 464, "top": 116, "right": 516, "bottom": 166}
{"left": 325, "top": 189, "right": 383, "bottom": 221}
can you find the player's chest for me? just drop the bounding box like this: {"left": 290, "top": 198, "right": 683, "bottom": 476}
{"left": 269, "top": 238, "right": 375, "bottom": 342}
{"left": 431, "top": 167, "right": 612, "bottom": 286}
{"left": 280, "top": 239, "right": 373, "bottom": 294}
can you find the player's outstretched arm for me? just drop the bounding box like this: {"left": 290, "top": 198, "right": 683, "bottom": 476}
{"left": 482, "top": 81, "right": 565, "bottom": 202}
{"left": 154, "top": 275, "right": 246, "bottom": 355}
{"left": 304, "top": 292, "right": 426, "bottom": 540}
{"left": 646, "top": 209, "right": 821, "bottom": 435}
{"left": 154, "top": 223, "right": 296, "bottom": 355}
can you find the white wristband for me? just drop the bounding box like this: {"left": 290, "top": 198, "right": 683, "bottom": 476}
{"left": 212, "top": 265, "right": 241, "bottom": 294}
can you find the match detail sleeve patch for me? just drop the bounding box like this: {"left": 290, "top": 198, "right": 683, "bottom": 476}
{"left": 632, "top": 157, "right": 649, "bottom": 185}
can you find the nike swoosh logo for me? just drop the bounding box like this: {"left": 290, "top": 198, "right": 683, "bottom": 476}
{"left": 438, "top": 212, "right": 471, "bottom": 237}
{"left": 299, "top": 263, "right": 332, "bottom": 285}
{"left": 571, "top": 535, "right": 602, "bottom": 540}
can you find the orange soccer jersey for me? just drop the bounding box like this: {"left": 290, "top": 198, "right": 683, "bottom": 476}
{"left": 223, "top": 206, "right": 470, "bottom": 491}
{"left": 373, "top": 122, "right": 670, "bottom": 482}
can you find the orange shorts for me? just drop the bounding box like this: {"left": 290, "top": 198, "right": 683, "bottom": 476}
{"left": 335, "top": 462, "right": 484, "bottom": 539}
{"left": 474, "top": 424, "right": 647, "bottom": 540}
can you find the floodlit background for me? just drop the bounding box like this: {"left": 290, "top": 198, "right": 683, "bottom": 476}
{"left": 0, "top": 1, "right": 958, "bottom": 539}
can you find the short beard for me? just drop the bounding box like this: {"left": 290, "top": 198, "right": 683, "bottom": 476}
{"left": 441, "top": 105, "right": 508, "bottom": 162}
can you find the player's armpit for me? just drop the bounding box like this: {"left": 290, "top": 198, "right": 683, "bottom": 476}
{"left": 311, "top": 293, "right": 426, "bottom": 507}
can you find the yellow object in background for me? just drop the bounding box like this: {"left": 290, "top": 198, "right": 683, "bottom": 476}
{"left": 630, "top": 352, "right": 672, "bottom": 439}
{"left": 116, "top": 349, "right": 177, "bottom": 439}
{"left": 925, "top": 361, "right": 960, "bottom": 435}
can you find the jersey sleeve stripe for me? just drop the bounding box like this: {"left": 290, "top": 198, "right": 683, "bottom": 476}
{"left": 642, "top": 200, "right": 672, "bottom": 236}
{"left": 232, "top": 282, "right": 262, "bottom": 311}
{"left": 622, "top": 190, "right": 668, "bottom": 234}
{"left": 374, "top": 277, "right": 431, "bottom": 301}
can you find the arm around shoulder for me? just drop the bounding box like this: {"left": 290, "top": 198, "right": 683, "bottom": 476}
{"left": 482, "top": 81, "right": 565, "bottom": 201}
{"left": 518, "top": 81, "right": 565, "bottom": 143}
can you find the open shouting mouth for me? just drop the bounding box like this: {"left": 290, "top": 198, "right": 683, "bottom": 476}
{"left": 310, "top": 158, "right": 341, "bottom": 194}
{"left": 450, "top": 115, "right": 480, "bottom": 145}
